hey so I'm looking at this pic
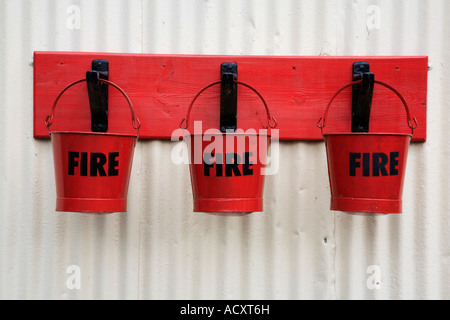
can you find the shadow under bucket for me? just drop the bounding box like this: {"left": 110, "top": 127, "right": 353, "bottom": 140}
{"left": 318, "top": 78, "right": 417, "bottom": 214}
{"left": 45, "top": 77, "right": 140, "bottom": 213}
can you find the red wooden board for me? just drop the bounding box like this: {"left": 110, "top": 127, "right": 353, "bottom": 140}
{"left": 34, "top": 52, "right": 427, "bottom": 141}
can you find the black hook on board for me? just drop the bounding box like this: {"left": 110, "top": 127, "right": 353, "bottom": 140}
{"left": 352, "top": 61, "right": 374, "bottom": 133}
{"left": 86, "top": 59, "right": 109, "bottom": 132}
{"left": 220, "top": 62, "right": 237, "bottom": 133}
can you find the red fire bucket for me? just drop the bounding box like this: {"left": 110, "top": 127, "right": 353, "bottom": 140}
{"left": 317, "top": 80, "right": 417, "bottom": 214}
{"left": 180, "top": 81, "right": 277, "bottom": 214}
{"left": 45, "top": 78, "right": 141, "bottom": 213}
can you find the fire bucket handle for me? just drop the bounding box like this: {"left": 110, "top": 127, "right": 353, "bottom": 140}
{"left": 317, "top": 79, "right": 418, "bottom": 135}
{"left": 179, "top": 80, "right": 277, "bottom": 130}
{"left": 45, "top": 78, "right": 141, "bottom": 137}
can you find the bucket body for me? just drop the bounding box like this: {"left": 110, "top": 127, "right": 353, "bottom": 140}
{"left": 324, "top": 133, "right": 411, "bottom": 214}
{"left": 51, "top": 131, "right": 137, "bottom": 213}
{"left": 187, "top": 132, "right": 269, "bottom": 213}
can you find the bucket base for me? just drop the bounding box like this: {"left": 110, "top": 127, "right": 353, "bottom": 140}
{"left": 56, "top": 197, "right": 127, "bottom": 213}
{"left": 330, "top": 196, "right": 402, "bottom": 214}
{"left": 194, "top": 198, "right": 263, "bottom": 213}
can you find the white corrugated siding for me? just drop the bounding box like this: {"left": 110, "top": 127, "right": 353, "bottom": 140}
{"left": 0, "top": 0, "right": 448, "bottom": 299}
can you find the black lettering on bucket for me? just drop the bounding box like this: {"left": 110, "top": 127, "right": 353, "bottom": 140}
{"left": 80, "top": 152, "right": 88, "bottom": 176}
{"left": 349, "top": 153, "right": 360, "bottom": 177}
{"left": 108, "top": 152, "right": 119, "bottom": 176}
{"left": 90, "top": 153, "right": 107, "bottom": 176}
{"left": 68, "top": 151, "right": 119, "bottom": 177}
{"left": 204, "top": 152, "right": 214, "bottom": 177}
{"left": 225, "top": 153, "right": 241, "bottom": 177}
{"left": 203, "top": 152, "right": 253, "bottom": 177}
{"left": 390, "top": 152, "right": 399, "bottom": 176}
{"left": 243, "top": 152, "right": 254, "bottom": 176}
{"left": 68, "top": 151, "right": 78, "bottom": 176}
{"left": 349, "top": 152, "right": 400, "bottom": 177}
{"left": 373, "top": 153, "right": 389, "bottom": 176}
{"left": 363, "top": 153, "right": 370, "bottom": 177}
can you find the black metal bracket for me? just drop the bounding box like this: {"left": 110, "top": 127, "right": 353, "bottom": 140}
{"left": 352, "top": 61, "right": 374, "bottom": 133}
{"left": 220, "top": 62, "right": 237, "bottom": 132}
{"left": 86, "top": 59, "right": 109, "bottom": 132}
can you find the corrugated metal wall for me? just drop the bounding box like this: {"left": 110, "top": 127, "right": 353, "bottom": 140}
{"left": 0, "top": 0, "right": 448, "bottom": 300}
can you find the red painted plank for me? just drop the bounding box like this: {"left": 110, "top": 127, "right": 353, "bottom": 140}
{"left": 33, "top": 52, "right": 427, "bottom": 141}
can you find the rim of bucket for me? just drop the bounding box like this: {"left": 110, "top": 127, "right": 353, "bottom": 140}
{"left": 323, "top": 132, "right": 412, "bottom": 138}
{"left": 49, "top": 131, "right": 138, "bottom": 138}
